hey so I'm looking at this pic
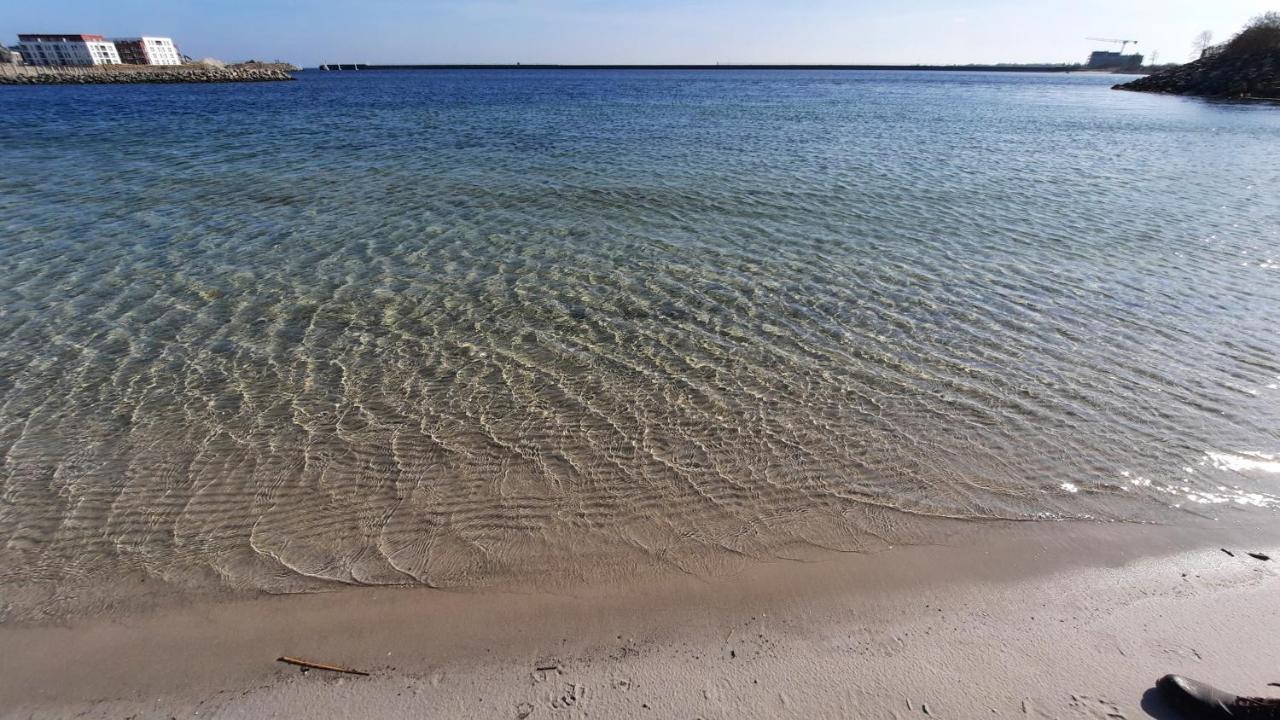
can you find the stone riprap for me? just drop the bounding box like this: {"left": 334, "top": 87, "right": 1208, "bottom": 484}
{"left": 1114, "top": 51, "right": 1280, "bottom": 99}
{"left": 0, "top": 64, "right": 296, "bottom": 85}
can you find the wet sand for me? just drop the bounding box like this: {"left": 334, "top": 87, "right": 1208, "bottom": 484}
{"left": 3, "top": 519, "right": 1279, "bottom": 718}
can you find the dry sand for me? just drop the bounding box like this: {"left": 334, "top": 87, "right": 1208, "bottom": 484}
{"left": 2, "top": 520, "right": 1279, "bottom": 719}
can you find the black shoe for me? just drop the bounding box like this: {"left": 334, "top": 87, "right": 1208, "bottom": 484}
{"left": 1158, "top": 675, "right": 1280, "bottom": 718}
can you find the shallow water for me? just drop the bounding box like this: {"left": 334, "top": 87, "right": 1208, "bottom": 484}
{"left": 1, "top": 71, "right": 1279, "bottom": 610}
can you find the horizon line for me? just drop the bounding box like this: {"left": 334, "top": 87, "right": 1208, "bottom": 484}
{"left": 311, "top": 62, "right": 1117, "bottom": 73}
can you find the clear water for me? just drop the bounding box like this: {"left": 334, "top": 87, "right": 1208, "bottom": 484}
{"left": 2, "top": 71, "right": 1279, "bottom": 612}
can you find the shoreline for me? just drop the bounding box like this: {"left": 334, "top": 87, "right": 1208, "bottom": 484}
{"left": 0, "top": 65, "right": 1277, "bottom": 718}
{"left": 3, "top": 518, "right": 1278, "bottom": 718}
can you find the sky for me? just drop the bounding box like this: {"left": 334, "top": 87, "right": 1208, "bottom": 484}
{"left": 2, "top": 0, "right": 1273, "bottom": 68}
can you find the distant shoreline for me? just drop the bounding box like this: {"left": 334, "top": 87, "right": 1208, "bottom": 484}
{"left": 316, "top": 63, "right": 1138, "bottom": 74}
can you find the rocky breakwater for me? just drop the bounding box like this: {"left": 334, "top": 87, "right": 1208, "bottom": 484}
{"left": 1114, "top": 12, "right": 1280, "bottom": 100}
{"left": 0, "top": 64, "right": 296, "bottom": 85}
{"left": 1114, "top": 52, "right": 1280, "bottom": 99}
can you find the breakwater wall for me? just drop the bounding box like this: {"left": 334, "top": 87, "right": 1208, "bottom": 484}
{"left": 1114, "top": 52, "right": 1280, "bottom": 99}
{"left": 0, "top": 64, "right": 296, "bottom": 85}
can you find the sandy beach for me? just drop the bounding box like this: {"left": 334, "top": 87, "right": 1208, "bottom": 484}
{"left": 4, "top": 48, "right": 1280, "bottom": 720}
{"left": 3, "top": 519, "right": 1278, "bottom": 718}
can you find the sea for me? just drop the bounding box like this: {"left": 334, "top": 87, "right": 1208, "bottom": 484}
{"left": 1, "top": 70, "right": 1278, "bottom": 616}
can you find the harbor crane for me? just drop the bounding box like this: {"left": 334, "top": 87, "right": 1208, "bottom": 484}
{"left": 1087, "top": 37, "right": 1139, "bottom": 54}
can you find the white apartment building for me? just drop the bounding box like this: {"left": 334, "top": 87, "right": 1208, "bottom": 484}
{"left": 113, "top": 37, "right": 183, "bottom": 65}
{"left": 18, "top": 34, "right": 121, "bottom": 66}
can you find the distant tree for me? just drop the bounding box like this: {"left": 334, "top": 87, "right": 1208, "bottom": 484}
{"left": 1192, "top": 30, "right": 1214, "bottom": 59}
{"left": 1222, "top": 11, "right": 1280, "bottom": 56}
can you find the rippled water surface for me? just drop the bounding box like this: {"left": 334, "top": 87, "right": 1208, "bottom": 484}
{"left": 2, "top": 71, "right": 1279, "bottom": 612}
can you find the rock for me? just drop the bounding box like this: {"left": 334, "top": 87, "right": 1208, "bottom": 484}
{"left": 0, "top": 65, "right": 295, "bottom": 85}
{"left": 1114, "top": 50, "right": 1280, "bottom": 100}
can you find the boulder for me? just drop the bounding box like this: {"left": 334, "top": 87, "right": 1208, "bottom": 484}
{"left": 1113, "top": 52, "right": 1280, "bottom": 99}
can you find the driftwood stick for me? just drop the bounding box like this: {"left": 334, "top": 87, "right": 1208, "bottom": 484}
{"left": 277, "top": 656, "right": 370, "bottom": 676}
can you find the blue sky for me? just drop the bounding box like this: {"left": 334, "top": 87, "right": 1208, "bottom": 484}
{"left": 2, "top": 0, "right": 1271, "bottom": 67}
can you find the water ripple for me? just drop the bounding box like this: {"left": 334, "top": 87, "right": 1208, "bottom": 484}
{"left": 1, "top": 70, "right": 1279, "bottom": 616}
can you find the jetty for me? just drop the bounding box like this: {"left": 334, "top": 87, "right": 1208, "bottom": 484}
{"left": 0, "top": 63, "right": 297, "bottom": 85}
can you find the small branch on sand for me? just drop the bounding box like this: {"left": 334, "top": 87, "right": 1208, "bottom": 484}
{"left": 277, "top": 656, "right": 370, "bottom": 676}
